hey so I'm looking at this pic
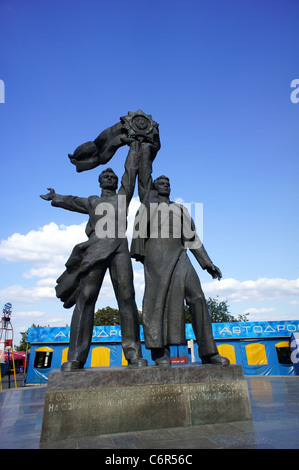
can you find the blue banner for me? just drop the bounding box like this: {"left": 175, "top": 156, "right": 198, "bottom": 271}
{"left": 211, "top": 320, "right": 299, "bottom": 339}
{"left": 27, "top": 320, "right": 299, "bottom": 344}
{"left": 27, "top": 326, "right": 124, "bottom": 343}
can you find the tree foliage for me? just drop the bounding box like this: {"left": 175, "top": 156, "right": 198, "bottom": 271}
{"left": 15, "top": 335, "right": 27, "bottom": 352}
{"left": 185, "top": 297, "right": 248, "bottom": 323}
{"left": 94, "top": 306, "right": 121, "bottom": 326}
{"left": 95, "top": 298, "right": 248, "bottom": 327}
{"left": 94, "top": 306, "right": 144, "bottom": 326}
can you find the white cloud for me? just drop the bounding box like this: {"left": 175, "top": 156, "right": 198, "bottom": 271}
{"left": 238, "top": 307, "right": 277, "bottom": 322}
{"left": 0, "top": 222, "right": 87, "bottom": 279}
{"left": 12, "top": 311, "right": 47, "bottom": 334}
{"left": 0, "top": 198, "right": 142, "bottom": 282}
{"left": 22, "top": 263, "right": 66, "bottom": 279}
{"left": 132, "top": 267, "right": 145, "bottom": 295}
{"left": 241, "top": 307, "right": 276, "bottom": 315}
{"left": 0, "top": 211, "right": 146, "bottom": 307}
{"left": 0, "top": 215, "right": 298, "bottom": 318}
{"left": 203, "top": 277, "right": 299, "bottom": 303}
{"left": 126, "top": 197, "right": 142, "bottom": 242}
{"left": 14, "top": 310, "right": 45, "bottom": 318}
{"left": 0, "top": 221, "right": 88, "bottom": 305}
{"left": 36, "top": 278, "right": 57, "bottom": 287}
{"left": 47, "top": 317, "right": 68, "bottom": 324}
{"left": 0, "top": 284, "right": 56, "bottom": 304}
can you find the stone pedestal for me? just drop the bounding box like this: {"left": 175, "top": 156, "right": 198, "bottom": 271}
{"left": 40, "top": 364, "right": 252, "bottom": 443}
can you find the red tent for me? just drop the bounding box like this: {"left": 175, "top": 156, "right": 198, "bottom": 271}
{"left": 0, "top": 350, "right": 27, "bottom": 371}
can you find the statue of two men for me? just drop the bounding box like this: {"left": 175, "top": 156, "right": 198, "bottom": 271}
{"left": 41, "top": 110, "right": 229, "bottom": 370}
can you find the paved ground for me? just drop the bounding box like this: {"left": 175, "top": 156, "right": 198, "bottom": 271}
{"left": 0, "top": 372, "right": 26, "bottom": 390}
{"left": 0, "top": 375, "right": 299, "bottom": 449}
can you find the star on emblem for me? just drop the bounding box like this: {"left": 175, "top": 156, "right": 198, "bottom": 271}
{"left": 120, "top": 110, "right": 159, "bottom": 143}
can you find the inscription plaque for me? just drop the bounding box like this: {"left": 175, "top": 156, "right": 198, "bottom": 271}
{"left": 40, "top": 365, "right": 252, "bottom": 443}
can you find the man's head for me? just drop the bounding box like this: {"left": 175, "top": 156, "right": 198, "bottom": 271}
{"left": 98, "top": 168, "right": 118, "bottom": 191}
{"left": 153, "top": 175, "right": 170, "bottom": 197}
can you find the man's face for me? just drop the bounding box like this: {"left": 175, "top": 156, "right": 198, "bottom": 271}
{"left": 155, "top": 178, "right": 170, "bottom": 197}
{"left": 99, "top": 172, "right": 118, "bottom": 190}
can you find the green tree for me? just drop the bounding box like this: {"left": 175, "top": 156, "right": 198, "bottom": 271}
{"left": 94, "top": 306, "right": 144, "bottom": 326}
{"left": 94, "top": 306, "right": 121, "bottom": 326}
{"left": 15, "top": 334, "right": 28, "bottom": 352}
{"left": 185, "top": 297, "right": 248, "bottom": 323}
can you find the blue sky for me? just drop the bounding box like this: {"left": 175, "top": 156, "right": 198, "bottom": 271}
{"left": 0, "top": 0, "right": 298, "bottom": 345}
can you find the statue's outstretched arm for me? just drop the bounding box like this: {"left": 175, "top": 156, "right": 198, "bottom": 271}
{"left": 40, "top": 188, "right": 89, "bottom": 214}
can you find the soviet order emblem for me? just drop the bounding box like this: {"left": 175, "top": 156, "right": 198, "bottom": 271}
{"left": 120, "top": 109, "right": 159, "bottom": 143}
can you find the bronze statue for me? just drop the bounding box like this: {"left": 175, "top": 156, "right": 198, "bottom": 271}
{"left": 131, "top": 154, "right": 230, "bottom": 367}
{"left": 40, "top": 111, "right": 160, "bottom": 371}
{"left": 41, "top": 142, "right": 150, "bottom": 370}
{"left": 41, "top": 110, "right": 228, "bottom": 370}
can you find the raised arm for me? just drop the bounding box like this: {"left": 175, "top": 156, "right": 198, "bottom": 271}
{"left": 118, "top": 141, "right": 142, "bottom": 207}
{"left": 40, "top": 188, "right": 89, "bottom": 214}
{"left": 136, "top": 134, "right": 160, "bottom": 203}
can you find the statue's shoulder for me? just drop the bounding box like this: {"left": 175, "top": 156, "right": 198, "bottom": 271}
{"left": 88, "top": 195, "right": 101, "bottom": 206}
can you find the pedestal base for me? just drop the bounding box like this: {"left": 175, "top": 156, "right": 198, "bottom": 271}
{"left": 40, "top": 364, "right": 252, "bottom": 443}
